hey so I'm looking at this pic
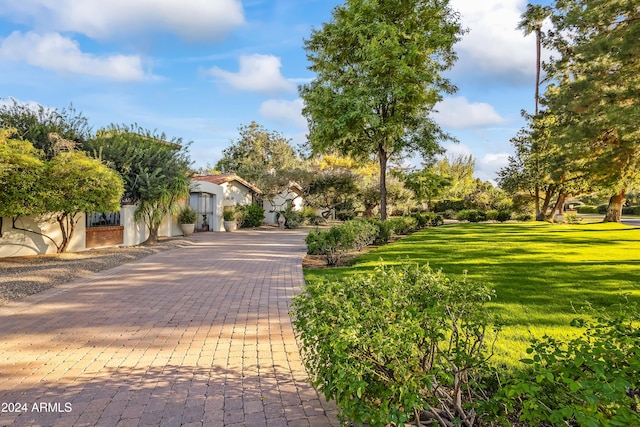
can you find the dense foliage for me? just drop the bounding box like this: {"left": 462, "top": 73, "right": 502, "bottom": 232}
{"left": 236, "top": 204, "right": 265, "bottom": 228}
{"left": 86, "top": 125, "right": 192, "bottom": 244}
{"left": 300, "top": 0, "right": 463, "bottom": 219}
{"left": 293, "top": 263, "right": 495, "bottom": 426}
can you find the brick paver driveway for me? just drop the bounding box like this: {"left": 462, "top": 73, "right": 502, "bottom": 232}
{"left": 0, "top": 229, "right": 339, "bottom": 427}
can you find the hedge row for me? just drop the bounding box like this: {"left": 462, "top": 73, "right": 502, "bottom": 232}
{"left": 306, "top": 213, "right": 443, "bottom": 266}
{"left": 576, "top": 205, "right": 640, "bottom": 215}
{"left": 456, "top": 209, "right": 515, "bottom": 223}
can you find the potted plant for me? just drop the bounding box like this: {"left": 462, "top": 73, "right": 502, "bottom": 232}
{"left": 223, "top": 207, "right": 236, "bottom": 232}
{"left": 178, "top": 206, "right": 197, "bottom": 236}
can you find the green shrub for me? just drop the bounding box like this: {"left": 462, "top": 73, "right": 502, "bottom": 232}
{"left": 293, "top": 263, "right": 495, "bottom": 427}
{"left": 411, "top": 212, "right": 444, "bottom": 228}
{"left": 496, "top": 210, "right": 512, "bottom": 223}
{"left": 516, "top": 212, "right": 533, "bottom": 221}
{"left": 597, "top": 204, "right": 609, "bottom": 214}
{"left": 493, "top": 312, "right": 640, "bottom": 427}
{"left": 340, "top": 220, "right": 378, "bottom": 251}
{"left": 177, "top": 206, "right": 197, "bottom": 224}
{"left": 577, "top": 205, "right": 598, "bottom": 214}
{"left": 441, "top": 209, "right": 457, "bottom": 220}
{"left": 622, "top": 206, "right": 640, "bottom": 215}
{"left": 486, "top": 209, "right": 499, "bottom": 221}
{"left": 365, "top": 218, "right": 394, "bottom": 245}
{"left": 303, "top": 208, "right": 326, "bottom": 225}
{"left": 237, "top": 204, "right": 265, "bottom": 228}
{"left": 277, "top": 207, "right": 304, "bottom": 229}
{"left": 336, "top": 209, "right": 356, "bottom": 221}
{"left": 304, "top": 227, "right": 353, "bottom": 265}
{"left": 456, "top": 209, "right": 486, "bottom": 223}
{"left": 563, "top": 212, "right": 583, "bottom": 224}
{"left": 434, "top": 199, "right": 465, "bottom": 212}
{"left": 387, "top": 216, "right": 418, "bottom": 234}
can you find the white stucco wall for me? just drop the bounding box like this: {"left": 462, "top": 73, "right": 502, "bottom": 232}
{"left": 264, "top": 189, "right": 304, "bottom": 224}
{"left": 0, "top": 213, "right": 86, "bottom": 257}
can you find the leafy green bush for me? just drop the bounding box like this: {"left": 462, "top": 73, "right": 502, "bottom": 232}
{"left": 516, "top": 213, "right": 533, "bottom": 221}
{"left": 336, "top": 209, "right": 356, "bottom": 221}
{"left": 303, "top": 207, "right": 326, "bottom": 225}
{"left": 493, "top": 313, "right": 640, "bottom": 427}
{"left": 277, "top": 207, "right": 304, "bottom": 229}
{"left": 434, "top": 199, "right": 465, "bottom": 212}
{"left": 597, "top": 204, "right": 609, "bottom": 214}
{"left": 340, "top": 220, "right": 378, "bottom": 251}
{"left": 411, "top": 212, "right": 444, "bottom": 228}
{"left": 486, "top": 209, "right": 499, "bottom": 221}
{"left": 496, "top": 210, "right": 512, "bottom": 223}
{"left": 456, "top": 209, "right": 486, "bottom": 223}
{"left": 622, "top": 206, "right": 640, "bottom": 215}
{"left": 292, "top": 263, "right": 495, "bottom": 427}
{"left": 577, "top": 205, "right": 599, "bottom": 214}
{"left": 440, "top": 209, "right": 457, "bottom": 219}
{"left": 387, "top": 216, "right": 418, "bottom": 234}
{"left": 563, "top": 212, "right": 583, "bottom": 224}
{"left": 365, "top": 218, "right": 394, "bottom": 245}
{"left": 304, "top": 226, "right": 354, "bottom": 265}
{"left": 237, "top": 203, "right": 265, "bottom": 228}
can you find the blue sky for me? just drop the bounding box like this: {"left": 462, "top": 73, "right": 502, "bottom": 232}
{"left": 0, "top": 0, "right": 548, "bottom": 182}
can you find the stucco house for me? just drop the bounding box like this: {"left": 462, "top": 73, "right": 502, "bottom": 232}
{"left": 190, "top": 174, "right": 262, "bottom": 232}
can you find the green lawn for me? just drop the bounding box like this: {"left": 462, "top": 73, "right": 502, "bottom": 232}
{"left": 303, "top": 221, "right": 640, "bottom": 366}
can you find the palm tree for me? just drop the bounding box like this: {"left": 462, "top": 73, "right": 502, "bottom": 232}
{"left": 518, "top": 4, "right": 550, "bottom": 220}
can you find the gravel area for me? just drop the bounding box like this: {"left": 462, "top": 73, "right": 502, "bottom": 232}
{"left": 0, "top": 237, "right": 195, "bottom": 306}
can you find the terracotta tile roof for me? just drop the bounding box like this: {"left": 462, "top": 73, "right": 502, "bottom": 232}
{"left": 192, "top": 173, "right": 262, "bottom": 194}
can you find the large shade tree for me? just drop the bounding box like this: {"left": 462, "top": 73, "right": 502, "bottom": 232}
{"left": 86, "top": 125, "right": 192, "bottom": 245}
{"left": 299, "top": 0, "right": 464, "bottom": 219}
{"left": 215, "top": 121, "right": 304, "bottom": 199}
{"left": 536, "top": 0, "right": 640, "bottom": 222}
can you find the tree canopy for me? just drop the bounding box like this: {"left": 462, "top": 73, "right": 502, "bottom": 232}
{"left": 86, "top": 125, "right": 192, "bottom": 244}
{"left": 0, "top": 99, "right": 91, "bottom": 159}
{"left": 215, "top": 121, "right": 304, "bottom": 199}
{"left": 299, "top": 0, "right": 463, "bottom": 219}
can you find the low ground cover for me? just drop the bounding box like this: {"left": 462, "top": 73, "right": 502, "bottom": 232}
{"left": 303, "top": 221, "right": 640, "bottom": 366}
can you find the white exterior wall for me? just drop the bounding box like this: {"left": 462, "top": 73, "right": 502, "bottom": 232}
{"left": 222, "top": 182, "right": 253, "bottom": 206}
{"left": 264, "top": 189, "right": 303, "bottom": 224}
{"left": 0, "top": 213, "right": 86, "bottom": 258}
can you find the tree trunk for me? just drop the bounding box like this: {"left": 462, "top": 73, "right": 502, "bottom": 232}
{"left": 57, "top": 212, "right": 78, "bottom": 253}
{"left": 551, "top": 192, "right": 566, "bottom": 222}
{"left": 379, "top": 144, "right": 388, "bottom": 221}
{"left": 538, "top": 185, "right": 556, "bottom": 221}
{"left": 604, "top": 189, "right": 625, "bottom": 223}
{"left": 144, "top": 226, "right": 159, "bottom": 245}
{"left": 533, "top": 27, "right": 542, "bottom": 222}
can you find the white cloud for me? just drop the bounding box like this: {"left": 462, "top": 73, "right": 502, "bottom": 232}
{"left": 0, "top": 32, "right": 146, "bottom": 81}
{"left": 451, "top": 0, "right": 539, "bottom": 78}
{"left": 0, "top": 0, "right": 245, "bottom": 41}
{"left": 209, "top": 54, "right": 295, "bottom": 94}
{"left": 477, "top": 152, "right": 510, "bottom": 182}
{"left": 434, "top": 96, "right": 506, "bottom": 129}
{"left": 259, "top": 98, "right": 306, "bottom": 130}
